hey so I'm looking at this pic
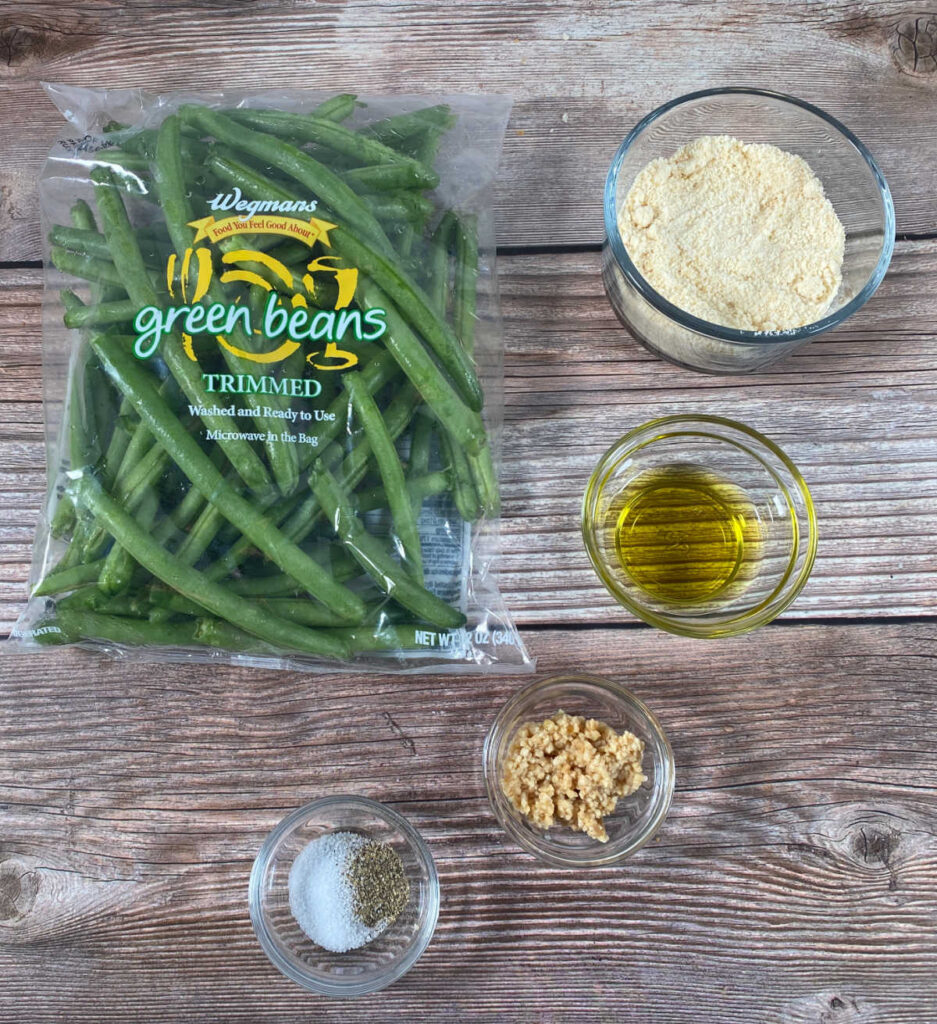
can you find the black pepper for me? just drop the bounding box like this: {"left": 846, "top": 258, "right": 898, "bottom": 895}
{"left": 345, "top": 840, "right": 410, "bottom": 929}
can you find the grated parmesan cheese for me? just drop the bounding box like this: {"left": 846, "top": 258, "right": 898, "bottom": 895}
{"left": 618, "top": 135, "right": 846, "bottom": 332}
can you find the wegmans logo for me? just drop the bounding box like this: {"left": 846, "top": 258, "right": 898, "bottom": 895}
{"left": 208, "top": 185, "right": 320, "bottom": 221}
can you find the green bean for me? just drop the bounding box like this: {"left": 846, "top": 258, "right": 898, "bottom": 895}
{"left": 466, "top": 446, "right": 500, "bottom": 518}
{"left": 32, "top": 559, "right": 107, "bottom": 597}
{"left": 191, "top": 618, "right": 278, "bottom": 654}
{"left": 229, "top": 109, "right": 439, "bottom": 188}
{"left": 179, "top": 106, "right": 394, "bottom": 257}
{"left": 327, "top": 226, "right": 481, "bottom": 409}
{"left": 357, "top": 469, "right": 450, "bottom": 513}
{"left": 225, "top": 574, "right": 304, "bottom": 597}
{"left": 98, "top": 487, "right": 159, "bottom": 594}
{"left": 173, "top": 498, "right": 229, "bottom": 567}
{"left": 57, "top": 589, "right": 152, "bottom": 617}
{"left": 196, "top": 352, "right": 402, "bottom": 584}
{"left": 344, "top": 163, "right": 436, "bottom": 193}
{"left": 51, "top": 298, "right": 92, "bottom": 538}
{"left": 90, "top": 150, "right": 149, "bottom": 174}
{"left": 453, "top": 214, "right": 479, "bottom": 357}
{"left": 70, "top": 472, "right": 351, "bottom": 659}
{"left": 64, "top": 299, "right": 138, "bottom": 329}
{"left": 89, "top": 332, "right": 365, "bottom": 622}
{"left": 334, "top": 623, "right": 429, "bottom": 653}
{"left": 312, "top": 93, "right": 359, "bottom": 122}
{"left": 90, "top": 167, "right": 273, "bottom": 495}
{"left": 50, "top": 487, "right": 77, "bottom": 539}
{"left": 50, "top": 246, "right": 126, "bottom": 289}
{"left": 344, "top": 372, "right": 423, "bottom": 581}
{"left": 69, "top": 199, "right": 98, "bottom": 233}
{"left": 361, "top": 106, "right": 455, "bottom": 147}
{"left": 406, "top": 413, "right": 434, "bottom": 480}
{"left": 364, "top": 194, "right": 427, "bottom": 229}
{"left": 55, "top": 607, "right": 200, "bottom": 648}
{"left": 51, "top": 226, "right": 169, "bottom": 271}
{"left": 440, "top": 429, "right": 481, "bottom": 522}
{"left": 356, "top": 276, "right": 486, "bottom": 454}
{"left": 428, "top": 212, "right": 455, "bottom": 316}
{"left": 250, "top": 598, "right": 363, "bottom": 628}
{"left": 310, "top": 464, "right": 465, "bottom": 629}
{"left": 153, "top": 116, "right": 299, "bottom": 497}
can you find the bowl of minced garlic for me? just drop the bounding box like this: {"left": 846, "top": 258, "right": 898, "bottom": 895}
{"left": 603, "top": 89, "right": 894, "bottom": 374}
{"left": 484, "top": 675, "right": 675, "bottom": 867}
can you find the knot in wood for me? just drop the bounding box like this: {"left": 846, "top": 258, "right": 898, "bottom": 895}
{"left": 851, "top": 823, "right": 900, "bottom": 867}
{"left": 0, "top": 859, "right": 40, "bottom": 923}
{"left": 0, "top": 15, "right": 95, "bottom": 75}
{"left": 892, "top": 14, "right": 937, "bottom": 75}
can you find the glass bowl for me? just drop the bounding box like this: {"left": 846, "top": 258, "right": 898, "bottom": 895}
{"left": 603, "top": 87, "right": 895, "bottom": 374}
{"left": 248, "top": 796, "right": 439, "bottom": 998}
{"left": 582, "top": 415, "right": 817, "bottom": 638}
{"left": 484, "top": 674, "right": 675, "bottom": 867}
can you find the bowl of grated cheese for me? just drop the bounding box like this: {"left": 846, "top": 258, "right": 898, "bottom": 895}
{"left": 603, "top": 88, "right": 894, "bottom": 374}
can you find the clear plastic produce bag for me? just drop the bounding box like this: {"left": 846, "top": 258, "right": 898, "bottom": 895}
{"left": 12, "top": 85, "right": 533, "bottom": 674}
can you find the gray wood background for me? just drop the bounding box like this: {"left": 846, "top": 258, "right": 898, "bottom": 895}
{"left": 1, "top": 2, "right": 936, "bottom": 1022}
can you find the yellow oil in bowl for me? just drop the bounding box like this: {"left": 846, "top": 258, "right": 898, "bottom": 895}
{"left": 612, "top": 463, "right": 764, "bottom": 605}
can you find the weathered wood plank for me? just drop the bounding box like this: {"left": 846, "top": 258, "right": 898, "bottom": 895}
{"left": 1, "top": 623, "right": 936, "bottom": 1022}
{"left": 1, "top": 0, "right": 936, "bottom": 260}
{"left": 3, "top": 242, "right": 937, "bottom": 632}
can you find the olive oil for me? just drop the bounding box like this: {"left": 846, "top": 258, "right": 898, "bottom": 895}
{"left": 612, "top": 463, "right": 764, "bottom": 605}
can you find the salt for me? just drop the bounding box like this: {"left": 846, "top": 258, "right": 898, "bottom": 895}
{"left": 288, "top": 831, "right": 381, "bottom": 953}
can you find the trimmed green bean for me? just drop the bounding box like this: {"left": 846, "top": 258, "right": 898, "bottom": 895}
{"left": 356, "top": 276, "right": 486, "bottom": 454}
{"left": 335, "top": 623, "right": 430, "bottom": 653}
{"left": 153, "top": 115, "right": 300, "bottom": 497}
{"left": 312, "top": 93, "right": 359, "bottom": 122}
{"left": 55, "top": 607, "right": 200, "bottom": 647}
{"left": 71, "top": 472, "right": 351, "bottom": 659}
{"left": 344, "top": 163, "right": 436, "bottom": 192}
{"left": 361, "top": 106, "right": 455, "bottom": 147}
{"left": 64, "top": 299, "right": 139, "bottom": 329}
{"left": 89, "top": 332, "right": 365, "bottom": 622}
{"left": 357, "top": 469, "right": 450, "bottom": 513}
{"left": 32, "top": 559, "right": 107, "bottom": 597}
{"left": 454, "top": 213, "right": 479, "bottom": 357}
{"left": 90, "top": 166, "right": 273, "bottom": 495}
{"left": 57, "top": 589, "right": 152, "bottom": 617}
{"left": 310, "top": 464, "right": 465, "bottom": 629}
{"left": 98, "top": 487, "right": 159, "bottom": 595}
{"left": 229, "top": 109, "right": 439, "bottom": 188}
{"left": 407, "top": 413, "right": 434, "bottom": 480}
{"left": 50, "top": 246, "right": 125, "bottom": 289}
{"left": 344, "top": 372, "right": 423, "bottom": 581}
{"left": 440, "top": 429, "right": 481, "bottom": 522}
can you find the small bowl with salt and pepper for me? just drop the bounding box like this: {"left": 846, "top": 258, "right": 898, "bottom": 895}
{"left": 249, "top": 796, "right": 439, "bottom": 997}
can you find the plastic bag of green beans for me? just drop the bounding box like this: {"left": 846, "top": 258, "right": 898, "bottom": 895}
{"left": 13, "top": 84, "right": 533, "bottom": 674}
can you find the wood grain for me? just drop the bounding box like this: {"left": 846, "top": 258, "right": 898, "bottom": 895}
{"left": 3, "top": 242, "right": 937, "bottom": 633}
{"left": 1, "top": 3, "right": 936, "bottom": 1020}
{"left": 1, "top": 624, "right": 936, "bottom": 1023}
{"left": 1, "top": 0, "right": 937, "bottom": 260}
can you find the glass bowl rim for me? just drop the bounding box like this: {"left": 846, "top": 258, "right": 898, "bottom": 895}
{"left": 483, "top": 673, "right": 676, "bottom": 867}
{"left": 603, "top": 86, "right": 895, "bottom": 344}
{"left": 248, "top": 794, "right": 440, "bottom": 998}
{"left": 580, "top": 414, "right": 819, "bottom": 637}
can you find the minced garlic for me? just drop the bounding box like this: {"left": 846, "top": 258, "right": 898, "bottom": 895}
{"left": 501, "top": 710, "right": 646, "bottom": 842}
{"left": 618, "top": 135, "right": 846, "bottom": 332}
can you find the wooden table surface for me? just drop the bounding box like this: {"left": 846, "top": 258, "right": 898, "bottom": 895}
{"left": 2, "top": 3, "right": 936, "bottom": 1022}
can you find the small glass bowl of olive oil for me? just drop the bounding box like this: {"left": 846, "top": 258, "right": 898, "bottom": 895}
{"left": 582, "top": 415, "right": 817, "bottom": 638}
